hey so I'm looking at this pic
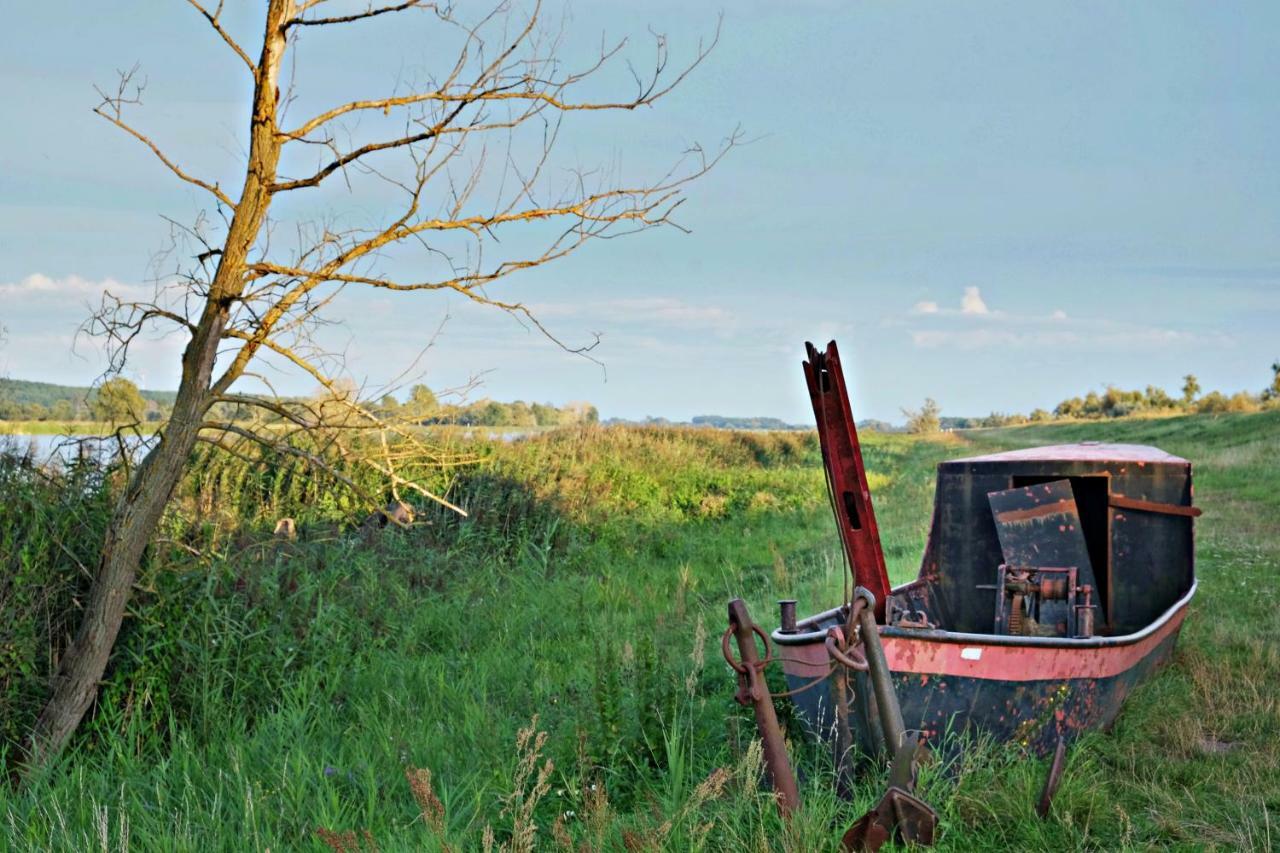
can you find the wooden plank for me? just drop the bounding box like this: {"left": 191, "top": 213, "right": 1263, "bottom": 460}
{"left": 1109, "top": 494, "right": 1203, "bottom": 518}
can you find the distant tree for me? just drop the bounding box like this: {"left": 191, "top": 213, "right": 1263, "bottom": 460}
{"left": 1029, "top": 408, "right": 1051, "bottom": 422}
{"left": 1228, "top": 391, "right": 1261, "bottom": 412}
{"left": 1144, "top": 385, "right": 1176, "bottom": 410}
{"left": 51, "top": 400, "right": 74, "bottom": 421}
{"left": 506, "top": 401, "right": 537, "bottom": 428}
{"left": 857, "top": 418, "right": 902, "bottom": 433}
{"left": 1054, "top": 396, "right": 1082, "bottom": 419}
{"left": 1263, "top": 361, "right": 1280, "bottom": 402}
{"left": 902, "top": 398, "right": 942, "bottom": 434}
{"left": 91, "top": 377, "right": 147, "bottom": 424}
{"left": 1079, "top": 390, "right": 1101, "bottom": 418}
{"left": 377, "top": 394, "right": 401, "bottom": 415}
{"left": 1195, "top": 391, "right": 1259, "bottom": 414}
{"left": 531, "top": 402, "right": 560, "bottom": 427}
{"left": 1101, "top": 385, "right": 1146, "bottom": 418}
{"left": 407, "top": 384, "right": 439, "bottom": 419}
{"left": 1181, "top": 374, "right": 1201, "bottom": 407}
{"left": 562, "top": 400, "right": 597, "bottom": 425}
{"left": 471, "top": 400, "right": 508, "bottom": 426}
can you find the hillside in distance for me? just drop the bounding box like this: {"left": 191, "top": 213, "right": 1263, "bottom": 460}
{"left": 0, "top": 378, "right": 177, "bottom": 409}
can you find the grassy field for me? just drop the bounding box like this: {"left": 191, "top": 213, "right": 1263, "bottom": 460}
{"left": 1, "top": 414, "right": 1277, "bottom": 850}
{"left": 0, "top": 421, "right": 159, "bottom": 436}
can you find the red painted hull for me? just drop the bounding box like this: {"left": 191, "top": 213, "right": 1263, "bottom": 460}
{"left": 775, "top": 584, "right": 1193, "bottom": 756}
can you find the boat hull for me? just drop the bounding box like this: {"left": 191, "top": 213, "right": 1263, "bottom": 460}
{"left": 775, "top": 585, "right": 1192, "bottom": 757}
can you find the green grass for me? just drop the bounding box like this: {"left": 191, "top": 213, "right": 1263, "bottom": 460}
{"left": 0, "top": 421, "right": 158, "bottom": 436}
{"left": 1, "top": 416, "right": 1277, "bottom": 850}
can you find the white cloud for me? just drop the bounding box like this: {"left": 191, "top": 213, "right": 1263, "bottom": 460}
{"left": 960, "top": 286, "right": 990, "bottom": 315}
{"left": 910, "top": 322, "right": 1227, "bottom": 352}
{"left": 0, "top": 272, "right": 148, "bottom": 302}
{"left": 904, "top": 287, "right": 993, "bottom": 318}
{"left": 901, "top": 287, "right": 1227, "bottom": 352}
{"left": 528, "top": 297, "right": 735, "bottom": 332}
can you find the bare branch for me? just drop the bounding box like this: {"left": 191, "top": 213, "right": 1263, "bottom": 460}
{"left": 286, "top": 0, "right": 434, "bottom": 29}
{"left": 93, "top": 68, "right": 236, "bottom": 209}
{"left": 184, "top": 0, "right": 256, "bottom": 75}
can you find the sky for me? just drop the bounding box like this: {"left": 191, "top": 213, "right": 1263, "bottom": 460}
{"left": 1, "top": 1, "right": 1277, "bottom": 424}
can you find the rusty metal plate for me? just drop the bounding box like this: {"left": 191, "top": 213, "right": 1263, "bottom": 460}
{"left": 988, "top": 479, "right": 1097, "bottom": 593}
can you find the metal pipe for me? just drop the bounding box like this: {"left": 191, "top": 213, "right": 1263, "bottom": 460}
{"left": 727, "top": 599, "right": 800, "bottom": 816}
{"left": 831, "top": 665, "right": 854, "bottom": 797}
{"left": 778, "top": 599, "right": 798, "bottom": 634}
{"left": 855, "top": 590, "right": 905, "bottom": 752}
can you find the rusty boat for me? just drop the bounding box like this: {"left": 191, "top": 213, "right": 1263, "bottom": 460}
{"left": 771, "top": 341, "right": 1201, "bottom": 759}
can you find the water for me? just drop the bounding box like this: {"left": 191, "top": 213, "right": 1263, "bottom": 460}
{"left": 0, "top": 433, "right": 154, "bottom": 465}
{"left": 0, "top": 426, "right": 536, "bottom": 466}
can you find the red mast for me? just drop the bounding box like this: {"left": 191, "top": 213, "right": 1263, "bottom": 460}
{"left": 802, "top": 341, "right": 892, "bottom": 622}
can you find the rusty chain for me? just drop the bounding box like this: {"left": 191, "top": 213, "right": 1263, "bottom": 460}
{"left": 721, "top": 622, "right": 774, "bottom": 705}
{"left": 827, "top": 593, "right": 871, "bottom": 672}
{"left": 720, "top": 594, "right": 873, "bottom": 703}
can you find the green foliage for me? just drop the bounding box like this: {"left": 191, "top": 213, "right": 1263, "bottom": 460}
{"left": 398, "top": 390, "right": 596, "bottom": 428}
{"left": 968, "top": 364, "right": 1280, "bottom": 428}
{"left": 2, "top": 415, "right": 1277, "bottom": 850}
{"left": 902, "top": 397, "right": 942, "bottom": 434}
{"left": 1195, "top": 390, "right": 1262, "bottom": 414}
{"left": 0, "top": 450, "right": 111, "bottom": 749}
{"left": 405, "top": 383, "right": 438, "bottom": 418}
{"left": 90, "top": 377, "right": 147, "bottom": 424}
{"left": 0, "top": 377, "right": 171, "bottom": 421}
{"left": 1182, "top": 373, "right": 1201, "bottom": 405}
{"left": 1262, "top": 360, "right": 1280, "bottom": 402}
{"left": 690, "top": 414, "right": 804, "bottom": 430}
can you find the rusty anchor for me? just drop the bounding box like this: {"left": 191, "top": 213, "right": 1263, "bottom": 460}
{"left": 724, "top": 598, "right": 801, "bottom": 817}
{"left": 837, "top": 587, "right": 938, "bottom": 852}
{"left": 1036, "top": 735, "right": 1069, "bottom": 819}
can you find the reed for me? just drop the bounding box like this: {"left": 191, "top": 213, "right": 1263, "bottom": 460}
{"left": 1, "top": 414, "right": 1276, "bottom": 849}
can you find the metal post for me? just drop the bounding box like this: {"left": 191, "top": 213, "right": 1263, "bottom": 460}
{"left": 856, "top": 592, "right": 905, "bottom": 752}
{"left": 727, "top": 599, "right": 800, "bottom": 816}
{"left": 778, "top": 599, "right": 798, "bottom": 634}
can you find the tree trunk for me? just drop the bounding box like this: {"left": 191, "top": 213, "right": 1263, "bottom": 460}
{"left": 23, "top": 388, "right": 215, "bottom": 769}
{"left": 22, "top": 0, "right": 292, "bottom": 773}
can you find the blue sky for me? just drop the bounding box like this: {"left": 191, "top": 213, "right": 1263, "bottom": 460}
{"left": 1, "top": 1, "right": 1277, "bottom": 423}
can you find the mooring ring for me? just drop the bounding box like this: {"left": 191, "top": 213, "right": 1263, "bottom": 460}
{"left": 721, "top": 623, "right": 773, "bottom": 673}
{"left": 825, "top": 627, "right": 870, "bottom": 671}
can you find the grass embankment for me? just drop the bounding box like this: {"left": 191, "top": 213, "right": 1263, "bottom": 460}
{"left": 2, "top": 415, "right": 1277, "bottom": 850}
{"left": 0, "top": 421, "right": 143, "bottom": 436}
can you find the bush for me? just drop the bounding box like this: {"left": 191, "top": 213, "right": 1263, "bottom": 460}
{"left": 0, "top": 449, "right": 112, "bottom": 751}
{"left": 902, "top": 399, "right": 942, "bottom": 434}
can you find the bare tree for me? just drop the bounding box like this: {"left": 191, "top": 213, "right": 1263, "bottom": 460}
{"left": 24, "top": 0, "right": 731, "bottom": 771}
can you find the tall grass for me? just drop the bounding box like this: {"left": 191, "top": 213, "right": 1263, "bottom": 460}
{"left": 0, "top": 446, "right": 112, "bottom": 755}
{"left": 1, "top": 416, "right": 1276, "bottom": 850}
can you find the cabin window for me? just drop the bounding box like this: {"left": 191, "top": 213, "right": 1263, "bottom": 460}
{"left": 1012, "top": 475, "right": 1110, "bottom": 627}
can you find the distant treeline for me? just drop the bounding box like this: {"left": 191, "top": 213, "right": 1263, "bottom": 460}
{"left": 373, "top": 385, "right": 598, "bottom": 427}
{"left": 902, "top": 364, "right": 1280, "bottom": 434}
{"left": 0, "top": 378, "right": 175, "bottom": 422}
{"left": 602, "top": 415, "right": 806, "bottom": 431}
{"left": 0, "top": 377, "right": 597, "bottom": 428}
{"left": 691, "top": 415, "right": 804, "bottom": 430}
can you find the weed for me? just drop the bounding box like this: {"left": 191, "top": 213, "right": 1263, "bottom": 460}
{"left": 1, "top": 416, "right": 1277, "bottom": 849}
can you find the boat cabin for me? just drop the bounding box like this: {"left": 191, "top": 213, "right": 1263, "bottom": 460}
{"left": 887, "top": 442, "right": 1197, "bottom": 639}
